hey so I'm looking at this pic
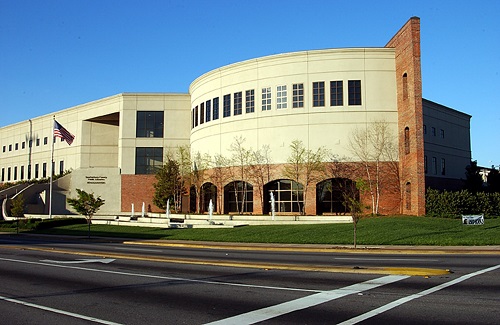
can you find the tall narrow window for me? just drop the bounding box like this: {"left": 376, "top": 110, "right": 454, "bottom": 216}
{"left": 348, "top": 80, "right": 362, "bottom": 105}
{"left": 440, "top": 129, "right": 445, "bottom": 138}
{"left": 136, "top": 111, "right": 164, "bottom": 137}
{"left": 262, "top": 87, "right": 271, "bottom": 110}
{"left": 205, "top": 100, "right": 211, "bottom": 122}
{"left": 405, "top": 182, "right": 411, "bottom": 210}
{"left": 404, "top": 127, "right": 410, "bottom": 155}
{"left": 245, "top": 89, "right": 255, "bottom": 113}
{"left": 424, "top": 155, "right": 428, "bottom": 174}
{"left": 441, "top": 158, "right": 446, "bottom": 175}
{"left": 223, "top": 94, "right": 231, "bottom": 117}
{"left": 191, "top": 109, "right": 194, "bottom": 129}
{"left": 432, "top": 157, "right": 437, "bottom": 175}
{"left": 312, "top": 82, "right": 325, "bottom": 107}
{"left": 330, "top": 80, "right": 343, "bottom": 106}
{"left": 59, "top": 160, "right": 64, "bottom": 176}
{"left": 200, "top": 103, "right": 205, "bottom": 124}
{"left": 20, "top": 165, "right": 24, "bottom": 180}
{"left": 276, "top": 85, "right": 287, "bottom": 109}
{"left": 292, "top": 83, "right": 304, "bottom": 108}
{"left": 213, "top": 97, "right": 219, "bottom": 120}
{"left": 1, "top": 168, "right": 4, "bottom": 182}
{"left": 13, "top": 166, "right": 17, "bottom": 181}
{"left": 44, "top": 137, "right": 48, "bottom": 145}
{"left": 234, "top": 92, "right": 242, "bottom": 115}
{"left": 402, "top": 73, "right": 408, "bottom": 99}
{"left": 7, "top": 167, "right": 11, "bottom": 181}
{"left": 194, "top": 106, "right": 199, "bottom": 127}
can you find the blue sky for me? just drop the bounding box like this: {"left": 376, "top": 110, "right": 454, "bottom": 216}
{"left": 1, "top": 0, "right": 498, "bottom": 168}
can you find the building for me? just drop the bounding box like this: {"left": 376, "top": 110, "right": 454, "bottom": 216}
{"left": 0, "top": 17, "right": 471, "bottom": 218}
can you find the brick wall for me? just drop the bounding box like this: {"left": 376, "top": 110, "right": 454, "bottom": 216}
{"left": 386, "top": 17, "right": 426, "bottom": 215}
{"left": 121, "top": 174, "right": 163, "bottom": 213}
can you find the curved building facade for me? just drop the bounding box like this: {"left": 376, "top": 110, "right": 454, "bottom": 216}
{"left": 1, "top": 17, "right": 472, "bottom": 218}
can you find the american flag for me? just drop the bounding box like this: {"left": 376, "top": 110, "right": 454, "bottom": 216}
{"left": 53, "top": 120, "right": 75, "bottom": 145}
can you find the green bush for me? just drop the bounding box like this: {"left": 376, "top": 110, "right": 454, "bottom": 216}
{"left": 426, "top": 189, "right": 500, "bottom": 218}
{"left": 33, "top": 218, "right": 86, "bottom": 230}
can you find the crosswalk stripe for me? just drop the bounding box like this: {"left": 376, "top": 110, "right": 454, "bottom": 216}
{"left": 204, "top": 274, "right": 409, "bottom": 325}
{"left": 337, "top": 264, "right": 500, "bottom": 325}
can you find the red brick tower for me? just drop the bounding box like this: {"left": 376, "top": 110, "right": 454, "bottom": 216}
{"left": 386, "top": 17, "right": 426, "bottom": 215}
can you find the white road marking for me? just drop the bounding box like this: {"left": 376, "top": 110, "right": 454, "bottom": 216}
{"left": 204, "top": 275, "right": 409, "bottom": 325}
{"left": 337, "top": 264, "right": 500, "bottom": 325}
{"left": 0, "top": 294, "right": 122, "bottom": 325}
{"left": 0, "top": 257, "right": 321, "bottom": 293}
{"left": 113, "top": 247, "right": 160, "bottom": 253}
{"left": 40, "top": 258, "right": 116, "bottom": 264}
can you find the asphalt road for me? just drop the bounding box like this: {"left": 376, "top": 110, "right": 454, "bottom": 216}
{"left": 0, "top": 234, "right": 499, "bottom": 324}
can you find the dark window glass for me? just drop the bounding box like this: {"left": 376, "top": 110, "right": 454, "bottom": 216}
{"left": 13, "top": 166, "right": 17, "bottom": 181}
{"left": 1, "top": 168, "right": 4, "bottom": 182}
{"left": 424, "top": 156, "right": 428, "bottom": 174}
{"left": 213, "top": 97, "right": 219, "bottom": 120}
{"left": 7, "top": 167, "right": 11, "bottom": 181}
{"left": 206, "top": 100, "right": 211, "bottom": 122}
{"left": 9, "top": 144, "right": 12, "bottom": 151}
{"left": 441, "top": 158, "right": 446, "bottom": 175}
{"left": 59, "top": 160, "right": 64, "bottom": 176}
{"left": 15, "top": 143, "right": 19, "bottom": 150}
{"left": 20, "top": 165, "right": 24, "bottom": 180}
{"left": 194, "top": 106, "right": 199, "bottom": 127}
{"left": 292, "top": 83, "right": 304, "bottom": 108}
{"left": 404, "top": 127, "right": 410, "bottom": 155}
{"left": 234, "top": 92, "right": 242, "bottom": 115}
{"left": 330, "top": 80, "right": 343, "bottom": 106}
{"left": 312, "top": 82, "right": 325, "bottom": 107}
{"left": 267, "top": 179, "right": 304, "bottom": 213}
{"left": 136, "top": 111, "right": 164, "bottom": 138}
{"left": 44, "top": 137, "right": 48, "bottom": 145}
{"left": 348, "top": 80, "right": 362, "bottom": 105}
{"left": 246, "top": 89, "right": 255, "bottom": 113}
{"left": 223, "top": 94, "right": 231, "bottom": 117}
{"left": 224, "top": 181, "right": 253, "bottom": 213}
{"left": 42, "top": 162, "right": 47, "bottom": 178}
{"left": 200, "top": 103, "right": 205, "bottom": 124}
{"left": 135, "top": 147, "right": 163, "bottom": 174}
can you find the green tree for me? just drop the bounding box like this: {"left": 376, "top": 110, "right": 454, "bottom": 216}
{"left": 153, "top": 158, "right": 187, "bottom": 213}
{"left": 487, "top": 167, "right": 500, "bottom": 193}
{"left": 464, "top": 160, "right": 483, "bottom": 193}
{"left": 67, "top": 189, "right": 105, "bottom": 238}
{"left": 10, "top": 194, "right": 25, "bottom": 218}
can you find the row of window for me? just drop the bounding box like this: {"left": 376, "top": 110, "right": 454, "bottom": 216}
{"left": 424, "top": 156, "right": 446, "bottom": 175}
{"left": 191, "top": 80, "right": 362, "bottom": 129}
{"left": 1, "top": 137, "right": 65, "bottom": 155}
{"left": 423, "top": 125, "right": 445, "bottom": 138}
{"left": 1, "top": 161, "right": 65, "bottom": 182}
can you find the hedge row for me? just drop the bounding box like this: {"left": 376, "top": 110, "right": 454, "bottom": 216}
{"left": 426, "top": 189, "right": 500, "bottom": 218}
{"left": 0, "top": 217, "right": 86, "bottom": 230}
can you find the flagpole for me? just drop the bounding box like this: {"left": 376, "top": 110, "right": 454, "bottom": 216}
{"left": 49, "top": 116, "right": 55, "bottom": 219}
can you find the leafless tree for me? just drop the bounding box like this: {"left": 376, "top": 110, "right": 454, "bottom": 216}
{"left": 228, "top": 136, "right": 252, "bottom": 214}
{"left": 348, "top": 120, "right": 399, "bottom": 214}
{"left": 248, "top": 144, "right": 273, "bottom": 213}
{"left": 283, "top": 140, "right": 328, "bottom": 215}
{"left": 210, "top": 153, "right": 231, "bottom": 214}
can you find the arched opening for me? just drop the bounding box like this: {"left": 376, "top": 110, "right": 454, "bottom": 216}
{"left": 316, "top": 178, "right": 358, "bottom": 215}
{"left": 189, "top": 185, "right": 196, "bottom": 213}
{"left": 404, "top": 127, "right": 410, "bottom": 155}
{"left": 264, "top": 179, "right": 304, "bottom": 214}
{"left": 402, "top": 72, "right": 408, "bottom": 100}
{"left": 224, "top": 181, "right": 253, "bottom": 214}
{"left": 405, "top": 182, "right": 412, "bottom": 210}
{"left": 201, "top": 182, "right": 217, "bottom": 213}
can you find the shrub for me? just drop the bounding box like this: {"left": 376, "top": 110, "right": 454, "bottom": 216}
{"left": 426, "top": 189, "right": 500, "bottom": 218}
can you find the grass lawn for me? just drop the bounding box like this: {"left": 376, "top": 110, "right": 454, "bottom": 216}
{"left": 5, "top": 216, "right": 498, "bottom": 246}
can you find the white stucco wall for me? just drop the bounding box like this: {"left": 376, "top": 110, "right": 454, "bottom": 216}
{"left": 189, "top": 48, "right": 399, "bottom": 164}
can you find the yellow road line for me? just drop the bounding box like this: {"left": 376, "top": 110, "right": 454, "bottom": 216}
{"left": 1, "top": 245, "right": 450, "bottom": 276}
